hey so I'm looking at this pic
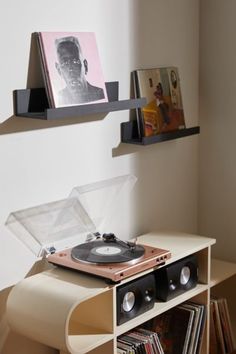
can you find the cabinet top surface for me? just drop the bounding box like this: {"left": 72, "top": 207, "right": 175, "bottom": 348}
{"left": 18, "top": 231, "right": 215, "bottom": 297}
{"left": 138, "top": 231, "right": 215, "bottom": 263}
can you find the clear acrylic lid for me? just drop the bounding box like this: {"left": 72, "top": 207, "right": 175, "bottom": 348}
{"left": 5, "top": 175, "right": 137, "bottom": 257}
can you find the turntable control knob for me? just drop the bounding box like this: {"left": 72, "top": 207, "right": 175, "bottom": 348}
{"left": 169, "top": 284, "right": 176, "bottom": 291}
{"left": 169, "top": 280, "right": 176, "bottom": 291}
{"left": 122, "top": 291, "right": 135, "bottom": 312}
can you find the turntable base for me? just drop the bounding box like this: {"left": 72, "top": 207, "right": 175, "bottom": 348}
{"left": 47, "top": 243, "right": 171, "bottom": 282}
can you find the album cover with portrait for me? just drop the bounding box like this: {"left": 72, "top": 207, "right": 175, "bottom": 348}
{"left": 133, "top": 67, "right": 186, "bottom": 137}
{"left": 36, "top": 32, "right": 108, "bottom": 108}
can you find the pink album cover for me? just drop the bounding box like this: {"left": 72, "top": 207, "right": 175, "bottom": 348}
{"left": 37, "top": 32, "right": 108, "bottom": 108}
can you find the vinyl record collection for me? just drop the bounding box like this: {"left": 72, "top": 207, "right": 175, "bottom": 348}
{"left": 210, "top": 297, "right": 235, "bottom": 354}
{"left": 117, "top": 301, "right": 207, "bottom": 354}
{"left": 117, "top": 327, "right": 164, "bottom": 354}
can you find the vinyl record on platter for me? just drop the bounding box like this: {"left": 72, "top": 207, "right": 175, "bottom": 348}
{"left": 71, "top": 240, "right": 145, "bottom": 264}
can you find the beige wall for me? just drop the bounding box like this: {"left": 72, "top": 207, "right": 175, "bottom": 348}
{"left": 199, "top": 0, "right": 236, "bottom": 262}
{"left": 0, "top": 0, "right": 199, "bottom": 352}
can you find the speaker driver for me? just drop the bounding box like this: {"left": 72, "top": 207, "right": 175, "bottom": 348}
{"left": 180, "top": 266, "right": 191, "bottom": 285}
{"left": 122, "top": 291, "right": 135, "bottom": 312}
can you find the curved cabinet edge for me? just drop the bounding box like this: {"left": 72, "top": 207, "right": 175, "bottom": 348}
{"left": 6, "top": 267, "right": 110, "bottom": 352}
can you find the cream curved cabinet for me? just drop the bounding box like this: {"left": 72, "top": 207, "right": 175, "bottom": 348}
{"left": 7, "top": 232, "right": 220, "bottom": 354}
{"left": 7, "top": 269, "right": 113, "bottom": 354}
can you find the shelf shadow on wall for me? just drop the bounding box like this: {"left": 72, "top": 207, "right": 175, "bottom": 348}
{"left": 112, "top": 142, "right": 148, "bottom": 157}
{"left": 0, "top": 113, "right": 106, "bottom": 135}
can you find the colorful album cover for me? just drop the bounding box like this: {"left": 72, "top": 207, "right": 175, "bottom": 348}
{"left": 148, "top": 305, "right": 194, "bottom": 354}
{"left": 133, "top": 67, "right": 186, "bottom": 137}
{"left": 36, "top": 32, "right": 108, "bottom": 108}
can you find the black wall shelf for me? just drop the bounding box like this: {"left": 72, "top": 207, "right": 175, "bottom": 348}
{"left": 13, "top": 81, "right": 200, "bottom": 145}
{"left": 121, "top": 120, "right": 200, "bottom": 145}
{"left": 13, "top": 82, "right": 146, "bottom": 120}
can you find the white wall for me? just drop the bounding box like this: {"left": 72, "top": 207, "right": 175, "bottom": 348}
{"left": 0, "top": 0, "right": 199, "bottom": 353}
{"left": 199, "top": 0, "right": 236, "bottom": 262}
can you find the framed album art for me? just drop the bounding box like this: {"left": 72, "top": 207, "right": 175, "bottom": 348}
{"left": 36, "top": 31, "right": 108, "bottom": 108}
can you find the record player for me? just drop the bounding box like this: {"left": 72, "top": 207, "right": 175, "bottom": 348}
{"left": 5, "top": 175, "right": 171, "bottom": 282}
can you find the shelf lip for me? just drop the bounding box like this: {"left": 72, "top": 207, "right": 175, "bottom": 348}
{"left": 44, "top": 97, "right": 146, "bottom": 120}
{"left": 13, "top": 82, "right": 147, "bottom": 120}
{"left": 121, "top": 125, "right": 200, "bottom": 145}
{"left": 15, "top": 97, "right": 145, "bottom": 120}
{"left": 211, "top": 258, "right": 236, "bottom": 287}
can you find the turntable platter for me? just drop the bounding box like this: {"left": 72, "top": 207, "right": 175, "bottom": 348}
{"left": 71, "top": 240, "right": 145, "bottom": 264}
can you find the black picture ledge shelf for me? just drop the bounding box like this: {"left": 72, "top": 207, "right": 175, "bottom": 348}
{"left": 121, "top": 120, "right": 200, "bottom": 145}
{"left": 13, "top": 81, "right": 146, "bottom": 120}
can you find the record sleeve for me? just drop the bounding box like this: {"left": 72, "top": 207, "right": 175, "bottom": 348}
{"left": 150, "top": 305, "right": 195, "bottom": 354}
{"left": 36, "top": 31, "right": 108, "bottom": 108}
{"left": 133, "top": 67, "right": 186, "bottom": 138}
{"left": 179, "top": 302, "right": 203, "bottom": 354}
{"left": 210, "top": 298, "right": 226, "bottom": 354}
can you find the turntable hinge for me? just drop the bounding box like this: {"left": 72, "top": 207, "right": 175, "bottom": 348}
{"left": 45, "top": 246, "right": 56, "bottom": 255}
{"left": 86, "top": 232, "right": 101, "bottom": 242}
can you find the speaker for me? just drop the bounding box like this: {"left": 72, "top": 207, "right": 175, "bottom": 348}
{"left": 116, "top": 273, "right": 156, "bottom": 325}
{"left": 155, "top": 254, "right": 198, "bottom": 301}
